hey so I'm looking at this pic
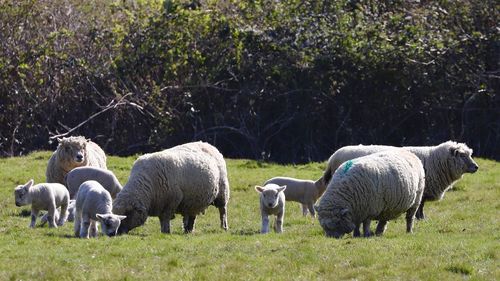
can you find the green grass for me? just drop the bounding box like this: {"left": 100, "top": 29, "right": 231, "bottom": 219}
{"left": 0, "top": 151, "right": 498, "bottom": 280}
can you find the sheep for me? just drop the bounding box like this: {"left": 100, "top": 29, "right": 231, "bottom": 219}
{"left": 65, "top": 166, "right": 122, "bottom": 199}
{"left": 40, "top": 199, "right": 76, "bottom": 225}
{"left": 74, "top": 180, "right": 126, "bottom": 238}
{"left": 14, "top": 179, "right": 69, "bottom": 228}
{"left": 264, "top": 177, "right": 324, "bottom": 217}
{"left": 112, "top": 141, "right": 228, "bottom": 234}
{"left": 315, "top": 149, "right": 425, "bottom": 238}
{"left": 320, "top": 141, "right": 479, "bottom": 219}
{"left": 255, "top": 183, "right": 287, "bottom": 234}
{"left": 46, "top": 136, "right": 107, "bottom": 185}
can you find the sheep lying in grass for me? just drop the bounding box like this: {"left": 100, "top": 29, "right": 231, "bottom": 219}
{"left": 113, "top": 142, "right": 227, "bottom": 234}
{"left": 40, "top": 199, "right": 76, "bottom": 225}
{"left": 46, "top": 136, "right": 107, "bottom": 184}
{"left": 264, "top": 177, "right": 324, "bottom": 217}
{"left": 74, "top": 180, "right": 126, "bottom": 238}
{"left": 315, "top": 149, "right": 425, "bottom": 238}
{"left": 320, "top": 141, "right": 479, "bottom": 220}
{"left": 66, "top": 166, "right": 122, "bottom": 199}
{"left": 255, "top": 183, "right": 287, "bottom": 234}
{"left": 14, "top": 179, "right": 69, "bottom": 228}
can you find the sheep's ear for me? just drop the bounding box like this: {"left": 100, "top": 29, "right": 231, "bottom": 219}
{"left": 449, "top": 147, "right": 459, "bottom": 157}
{"left": 255, "top": 186, "right": 264, "bottom": 193}
{"left": 95, "top": 214, "right": 106, "bottom": 222}
{"left": 57, "top": 138, "right": 63, "bottom": 143}
{"left": 86, "top": 138, "right": 91, "bottom": 142}
{"left": 314, "top": 205, "right": 320, "bottom": 212}
{"left": 277, "top": 185, "right": 287, "bottom": 193}
{"left": 25, "top": 179, "right": 34, "bottom": 189}
{"left": 117, "top": 215, "right": 127, "bottom": 221}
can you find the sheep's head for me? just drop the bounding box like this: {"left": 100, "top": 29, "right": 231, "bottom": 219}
{"left": 14, "top": 179, "right": 33, "bottom": 207}
{"left": 56, "top": 136, "right": 90, "bottom": 169}
{"left": 96, "top": 213, "right": 127, "bottom": 237}
{"left": 318, "top": 208, "right": 355, "bottom": 239}
{"left": 255, "top": 184, "right": 286, "bottom": 209}
{"left": 112, "top": 198, "right": 147, "bottom": 235}
{"left": 446, "top": 141, "right": 479, "bottom": 176}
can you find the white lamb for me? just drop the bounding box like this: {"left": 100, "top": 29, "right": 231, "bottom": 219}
{"left": 320, "top": 141, "right": 479, "bottom": 219}
{"left": 315, "top": 149, "right": 425, "bottom": 238}
{"left": 65, "top": 166, "right": 122, "bottom": 199}
{"left": 112, "top": 142, "right": 228, "bottom": 234}
{"left": 14, "top": 179, "right": 69, "bottom": 228}
{"left": 255, "top": 183, "right": 287, "bottom": 234}
{"left": 264, "top": 177, "right": 324, "bottom": 217}
{"left": 74, "top": 180, "right": 126, "bottom": 238}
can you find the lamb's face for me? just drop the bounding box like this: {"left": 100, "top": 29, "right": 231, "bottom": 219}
{"left": 96, "top": 214, "right": 127, "bottom": 237}
{"left": 14, "top": 180, "right": 33, "bottom": 207}
{"left": 318, "top": 208, "right": 355, "bottom": 239}
{"left": 255, "top": 184, "right": 286, "bottom": 209}
{"left": 449, "top": 145, "right": 479, "bottom": 175}
{"left": 57, "top": 137, "right": 88, "bottom": 168}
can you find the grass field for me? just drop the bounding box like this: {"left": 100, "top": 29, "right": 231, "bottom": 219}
{"left": 0, "top": 151, "right": 498, "bottom": 280}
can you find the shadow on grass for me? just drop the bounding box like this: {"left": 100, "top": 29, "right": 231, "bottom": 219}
{"left": 18, "top": 209, "right": 31, "bottom": 217}
{"left": 231, "top": 228, "right": 260, "bottom": 236}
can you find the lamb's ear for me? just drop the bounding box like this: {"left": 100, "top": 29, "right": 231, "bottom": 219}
{"left": 277, "top": 185, "right": 287, "bottom": 193}
{"left": 449, "top": 146, "right": 459, "bottom": 157}
{"left": 25, "top": 179, "right": 34, "bottom": 189}
{"left": 117, "top": 215, "right": 127, "bottom": 221}
{"left": 255, "top": 186, "right": 264, "bottom": 193}
{"left": 95, "top": 214, "right": 106, "bottom": 222}
{"left": 86, "top": 138, "right": 91, "bottom": 142}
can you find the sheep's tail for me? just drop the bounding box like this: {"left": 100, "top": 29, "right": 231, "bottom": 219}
{"left": 320, "top": 167, "right": 333, "bottom": 188}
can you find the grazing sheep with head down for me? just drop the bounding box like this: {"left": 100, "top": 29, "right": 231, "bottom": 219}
{"left": 315, "top": 149, "right": 425, "bottom": 238}
{"left": 112, "top": 142, "right": 228, "bottom": 234}
{"left": 46, "top": 136, "right": 107, "bottom": 184}
{"left": 255, "top": 183, "right": 287, "bottom": 233}
{"left": 65, "top": 166, "right": 122, "bottom": 199}
{"left": 14, "top": 179, "right": 69, "bottom": 228}
{"left": 320, "top": 141, "right": 478, "bottom": 219}
{"left": 74, "top": 180, "right": 126, "bottom": 238}
{"left": 264, "top": 177, "right": 324, "bottom": 217}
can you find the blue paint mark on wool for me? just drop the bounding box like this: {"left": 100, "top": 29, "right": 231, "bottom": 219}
{"left": 343, "top": 160, "right": 354, "bottom": 174}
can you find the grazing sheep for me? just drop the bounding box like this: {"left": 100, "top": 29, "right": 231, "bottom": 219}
{"left": 264, "top": 177, "right": 324, "bottom": 217}
{"left": 46, "top": 136, "right": 107, "bottom": 184}
{"left": 320, "top": 141, "right": 479, "bottom": 219}
{"left": 74, "top": 180, "right": 126, "bottom": 238}
{"left": 255, "top": 183, "right": 287, "bottom": 234}
{"left": 14, "top": 179, "right": 69, "bottom": 228}
{"left": 112, "top": 142, "right": 226, "bottom": 234}
{"left": 315, "top": 149, "right": 425, "bottom": 238}
{"left": 65, "top": 166, "right": 122, "bottom": 199}
{"left": 181, "top": 141, "right": 230, "bottom": 230}
{"left": 40, "top": 199, "right": 76, "bottom": 225}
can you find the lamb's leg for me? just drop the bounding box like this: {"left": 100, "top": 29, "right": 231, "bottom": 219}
{"left": 79, "top": 214, "right": 91, "bottom": 239}
{"left": 416, "top": 199, "right": 425, "bottom": 220}
{"left": 375, "top": 220, "right": 388, "bottom": 236}
{"left": 307, "top": 203, "right": 316, "bottom": 218}
{"left": 301, "top": 204, "right": 309, "bottom": 216}
{"left": 47, "top": 203, "right": 58, "bottom": 228}
{"left": 30, "top": 208, "right": 39, "bottom": 228}
{"left": 275, "top": 210, "right": 284, "bottom": 233}
{"left": 363, "top": 219, "right": 372, "bottom": 237}
{"left": 183, "top": 215, "right": 197, "bottom": 233}
{"left": 57, "top": 199, "right": 69, "bottom": 226}
{"left": 74, "top": 211, "right": 82, "bottom": 237}
{"left": 261, "top": 213, "right": 270, "bottom": 234}
{"left": 218, "top": 205, "right": 228, "bottom": 230}
{"left": 90, "top": 220, "right": 98, "bottom": 238}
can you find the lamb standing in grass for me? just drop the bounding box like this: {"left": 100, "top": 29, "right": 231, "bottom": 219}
{"left": 265, "top": 177, "right": 324, "bottom": 217}
{"left": 112, "top": 142, "right": 227, "bottom": 234}
{"left": 255, "top": 183, "right": 287, "bottom": 234}
{"left": 14, "top": 179, "right": 69, "bottom": 228}
{"left": 74, "top": 180, "right": 126, "bottom": 238}
{"left": 66, "top": 166, "right": 122, "bottom": 199}
{"left": 315, "top": 149, "right": 425, "bottom": 238}
{"left": 46, "top": 136, "right": 107, "bottom": 185}
{"left": 320, "top": 141, "right": 479, "bottom": 219}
